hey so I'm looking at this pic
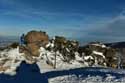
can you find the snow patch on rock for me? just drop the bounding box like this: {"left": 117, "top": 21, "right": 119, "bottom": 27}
{"left": 93, "top": 51, "right": 105, "bottom": 58}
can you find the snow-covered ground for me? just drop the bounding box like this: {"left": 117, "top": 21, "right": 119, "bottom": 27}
{"left": 0, "top": 47, "right": 85, "bottom": 75}
{"left": 49, "top": 75, "right": 125, "bottom": 83}
{"left": 0, "top": 48, "right": 25, "bottom": 76}
{"left": 48, "top": 67, "right": 125, "bottom": 83}
{"left": 0, "top": 47, "right": 125, "bottom": 83}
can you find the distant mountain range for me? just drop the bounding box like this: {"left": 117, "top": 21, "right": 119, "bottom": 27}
{"left": 0, "top": 36, "right": 18, "bottom": 47}
{"left": 105, "top": 42, "right": 125, "bottom": 48}
{"left": 0, "top": 35, "right": 125, "bottom": 49}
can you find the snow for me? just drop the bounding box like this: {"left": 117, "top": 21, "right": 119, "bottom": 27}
{"left": 49, "top": 74, "right": 124, "bottom": 83}
{"left": 75, "top": 52, "right": 83, "bottom": 61}
{"left": 0, "top": 46, "right": 110, "bottom": 75}
{"left": 37, "top": 47, "right": 86, "bottom": 73}
{"left": 48, "top": 67, "right": 125, "bottom": 83}
{"left": 105, "top": 74, "right": 116, "bottom": 81}
{"left": 0, "top": 47, "right": 24, "bottom": 76}
{"left": 46, "top": 42, "right": 54, "bottom": 48}
{"left": 0, "top": 47, "right": 125, "bottom": 82}
{"left": 93, "top": 51, "right": 105, "bottom": 58}
{"left": 84, "top": 56, "right": 94, "bottom": 60}
{"left": 66, "top": 48, "right": 70, "bottom": 52}
{"left": 91, "top": 43, "right": 106, "bottom": 48}
{"left": 37, "top": 60, "right": 54, "bottom": 73}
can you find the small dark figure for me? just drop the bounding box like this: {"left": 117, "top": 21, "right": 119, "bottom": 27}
{"left": 20, "top": 34, "right": 26, "bottom": 46}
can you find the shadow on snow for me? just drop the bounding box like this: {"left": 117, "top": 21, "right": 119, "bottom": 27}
{"left": 0, "top": 61, "right": 124, "bottom": 83}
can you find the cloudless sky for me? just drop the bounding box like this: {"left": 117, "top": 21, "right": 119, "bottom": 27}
{"left": 0, "top": 0, "right": 124, "bottom": 43}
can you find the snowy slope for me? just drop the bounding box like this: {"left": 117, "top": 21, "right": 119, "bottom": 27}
{"left": 0, "top": 47, "right": 85, "bottom": 75}
{"left": 0, "top": 48, "right": 25, "bottom": 76}
{"left": 0, "top": 45, "right": 119, "bottom": 75}
{"left": 37, "top": 47, "right": 85, "bottom": 73}
{"left": 0, "top": 47, "right": 125, "bottom": 83}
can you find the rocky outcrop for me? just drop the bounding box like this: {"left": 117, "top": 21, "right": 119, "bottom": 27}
{"left": 24, "top": 30, "right": 49, "bottom": 47}
{"left": 9, "top": 42, "right": 19, "bottom": 48}
{"left": 0, "top": 42, "right": 19, "bottom": 51}
{"left": 19, "top": 30, "right": 49, "bottom": 57}
{"left": 78, "top": 42, "right": 118, "bottom": 68}
{"left": 46, "top": 36, "right": 79, "bottom": 62}
{"left": 18, "top": 30, "right": 120, "bottom": 68}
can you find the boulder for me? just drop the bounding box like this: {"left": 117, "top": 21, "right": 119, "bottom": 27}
{"left": 27, "top": 43, "right": 40, "bottom": 57}
{"left": 25, "top": 30, "right": 49, "bottom": 47}
{"left": 19, "top": 30, "right": 49, "bottom": 57}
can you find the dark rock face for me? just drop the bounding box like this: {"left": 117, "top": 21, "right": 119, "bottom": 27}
{"left": 9, "top": 42, "right": 19, "bottom": 48}
{"left": 78, "top": 42, "right": 118, "bottom": 68}
{"left": 46, "top": 40, "right": 120, "bottom": 68}
{"left": 55, "top": 36, "right": 79, "bottom": 61}
{"left": 105, "top": 42, "right": 125, "bottom": 68}
{"left": 47, "top": 36, "right": 79, "bottom": 62}
{"left": 119, "top": 48, "right": 125, "bottom": 68}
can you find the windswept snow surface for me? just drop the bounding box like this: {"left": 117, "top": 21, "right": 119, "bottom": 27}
{"left": 48, "top": 67, "right": 125, "bottom": 83}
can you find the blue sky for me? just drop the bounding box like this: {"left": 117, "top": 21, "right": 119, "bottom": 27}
{"left": 0, "top": 0, "right": 124, "bottom": 43}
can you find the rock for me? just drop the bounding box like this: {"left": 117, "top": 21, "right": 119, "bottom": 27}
{"left": 19, "top": 45, "right": 35, "bottom": 63}
{"left": 104, "top": 48, "right": 118, "bottom": 68}
{"left": 25, "top": 30, "right": 49, "bottom": 47}
{"left": 0, "top": 42, "right": 19, "bottom": 51}
{"left": 18, "top": 30, "right": 120, "bottom": 68}
{"left": 54, "top": 36, "right": 67, "bottom": 45}
{"left": 119, "top": 48, "right": 125, "bottom": 68}
{"left": 0, "top": 66, "right": 10, "bottom": 72}
{"left": 54, "top": 36, "right": 79, "bottom": 62}
{"left": 78, "top": 42, "right": 118, "bottom": 68}
{"left": 9, "top": 42, "right": 19, "bottom": 48}
{"left": 20, "top": 30, "right": 49, "bottom": 57}
{"left": 46, "top": 36, "right": 79, "bottom": 62}
{"left": 19, "top": 45, "right": 24, "bottom": 53}
{"left": 27, "top": 43, "right": 40, "bottom": 57}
